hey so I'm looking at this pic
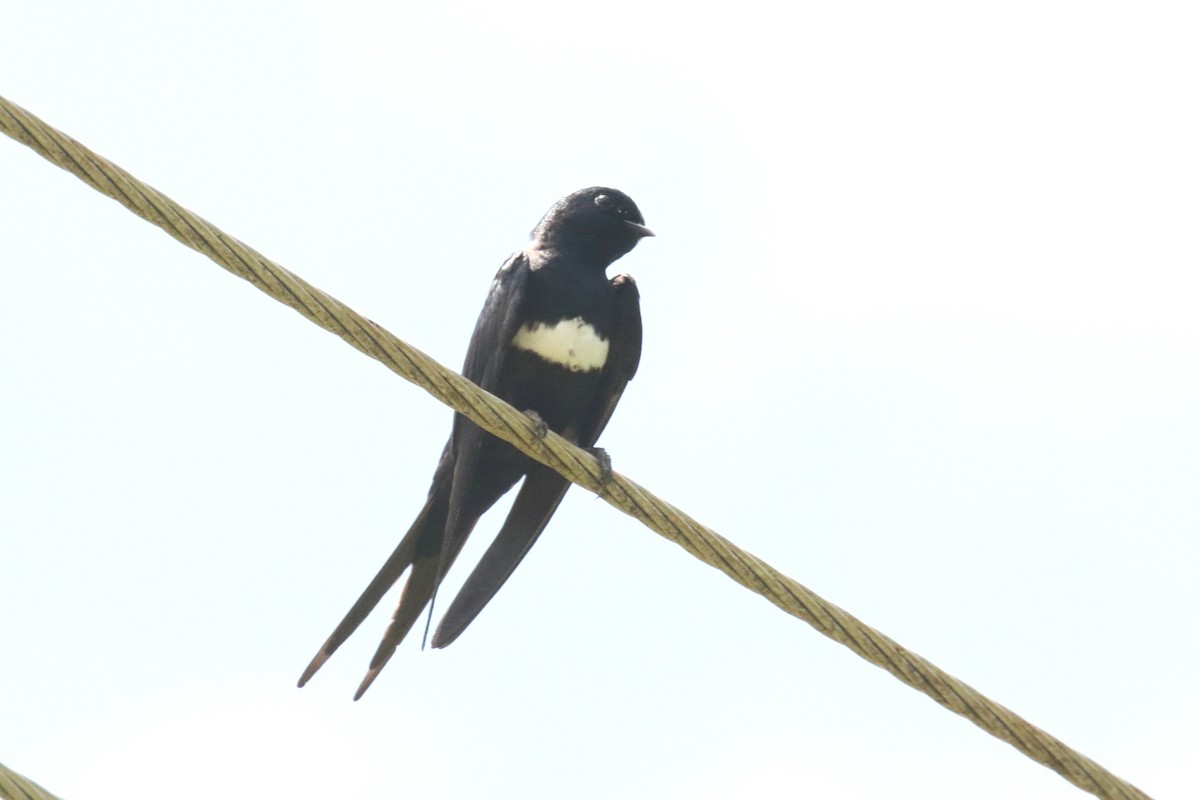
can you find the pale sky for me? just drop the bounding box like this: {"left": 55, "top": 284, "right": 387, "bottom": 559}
{"left": 3, "top": 2, "right": 1197, "bottom": 798}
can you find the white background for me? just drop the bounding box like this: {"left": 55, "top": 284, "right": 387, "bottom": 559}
{"left": 2, "top": 2, "right": 1197, "bottom": 798}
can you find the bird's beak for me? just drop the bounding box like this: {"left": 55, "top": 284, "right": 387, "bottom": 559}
{"left": 625, "top": 220, "right": 655, "bottom": 238}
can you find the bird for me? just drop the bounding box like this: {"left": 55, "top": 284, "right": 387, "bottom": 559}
{"left": 298, "top": 187, "right": 653, "bottom": 699}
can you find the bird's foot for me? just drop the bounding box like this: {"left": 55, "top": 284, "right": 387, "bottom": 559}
{"left": 588, "top": 446, "right": 613, "bottom": 493}
{"left": 523, "top": 409, "right": 549, "bottom": 439}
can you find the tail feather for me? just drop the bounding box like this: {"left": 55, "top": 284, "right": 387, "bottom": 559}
{"left": 299, "top": 435, "right": 528, "bottom": 697}
{"left": 297, "top": 493, "right": 443, "bottom": 688}
{"left": 431, "top": 465, "right": 570, "bottom": 649}
{"left": 353, "top": 511, "right": 481, "bottom": 699}
{"left": 353, "top": 553, "right": 443, "bottom": 699}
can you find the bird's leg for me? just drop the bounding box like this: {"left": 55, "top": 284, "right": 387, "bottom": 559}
{"left": 588, "top": 446, "right": 613, "bottom": 493}
{"left": 522, "top": 409, "right": 549, "bottom": 439}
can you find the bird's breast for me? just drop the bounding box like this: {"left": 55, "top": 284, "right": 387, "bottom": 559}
{"left": 511, "top": 316, "right": 609, "bottom": 372}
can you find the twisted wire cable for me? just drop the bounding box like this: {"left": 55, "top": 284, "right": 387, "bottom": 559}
{"left": 0, "top": 93, "right": 1152, "bottom": 800}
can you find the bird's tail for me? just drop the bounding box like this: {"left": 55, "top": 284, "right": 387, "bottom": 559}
{"left": 432, "top": 464, "right": 570, "bottom": 648}
{"left": 296, "top": 492, "right": 445, "bottom": 689}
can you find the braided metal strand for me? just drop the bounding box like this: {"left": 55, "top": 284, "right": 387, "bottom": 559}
{"left": 0, "top": 93, "right": 1152, "bottom": 800}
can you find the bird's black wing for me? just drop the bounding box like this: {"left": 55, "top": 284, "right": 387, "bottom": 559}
{"left": 352, "top": 252, "right": 534, "bottom": 694}
{"left": 459, "top": 252, "right": 534, "bottom": 390}
{"left": 431, "top": 273, "right": 642, "bottom": 648}
{"left": 299, "top": 253, "right": 532, "bottom": 696}
{"left": 439, "top": 250, "right": 534, "bottom": 581}
{"left": 577, "top": 273, "right": 643, "bottom": 448}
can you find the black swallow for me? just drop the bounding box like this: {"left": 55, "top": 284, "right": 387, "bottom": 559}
{"left": 299, "top": 187, "right": 652, "bottom": 698}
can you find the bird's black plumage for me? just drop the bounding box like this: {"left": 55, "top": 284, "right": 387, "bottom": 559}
{"left": 298, "top": 187, "right": 652, "bottom": 698}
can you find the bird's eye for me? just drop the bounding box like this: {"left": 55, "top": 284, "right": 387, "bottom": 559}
{"left": 593, "top": 194, "right": 614, "bottom": 209}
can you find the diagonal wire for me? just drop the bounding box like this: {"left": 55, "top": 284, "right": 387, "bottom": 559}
{"left": 0, "top": 93, "right": 1152, "bottom": 800}
{"left": 0, "top": 761, "right": 62, "bottom": 800}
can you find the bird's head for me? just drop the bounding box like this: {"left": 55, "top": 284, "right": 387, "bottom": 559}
{"left": 531, "top": 187, "right": 654, "bottom": 266}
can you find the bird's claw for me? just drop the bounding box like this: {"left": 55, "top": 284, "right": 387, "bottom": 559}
{"left": 588, "top": 446, "right": 613, "bottom": 493}
{"left": 523, "top": 410, "right": 549, "bottom": 439}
